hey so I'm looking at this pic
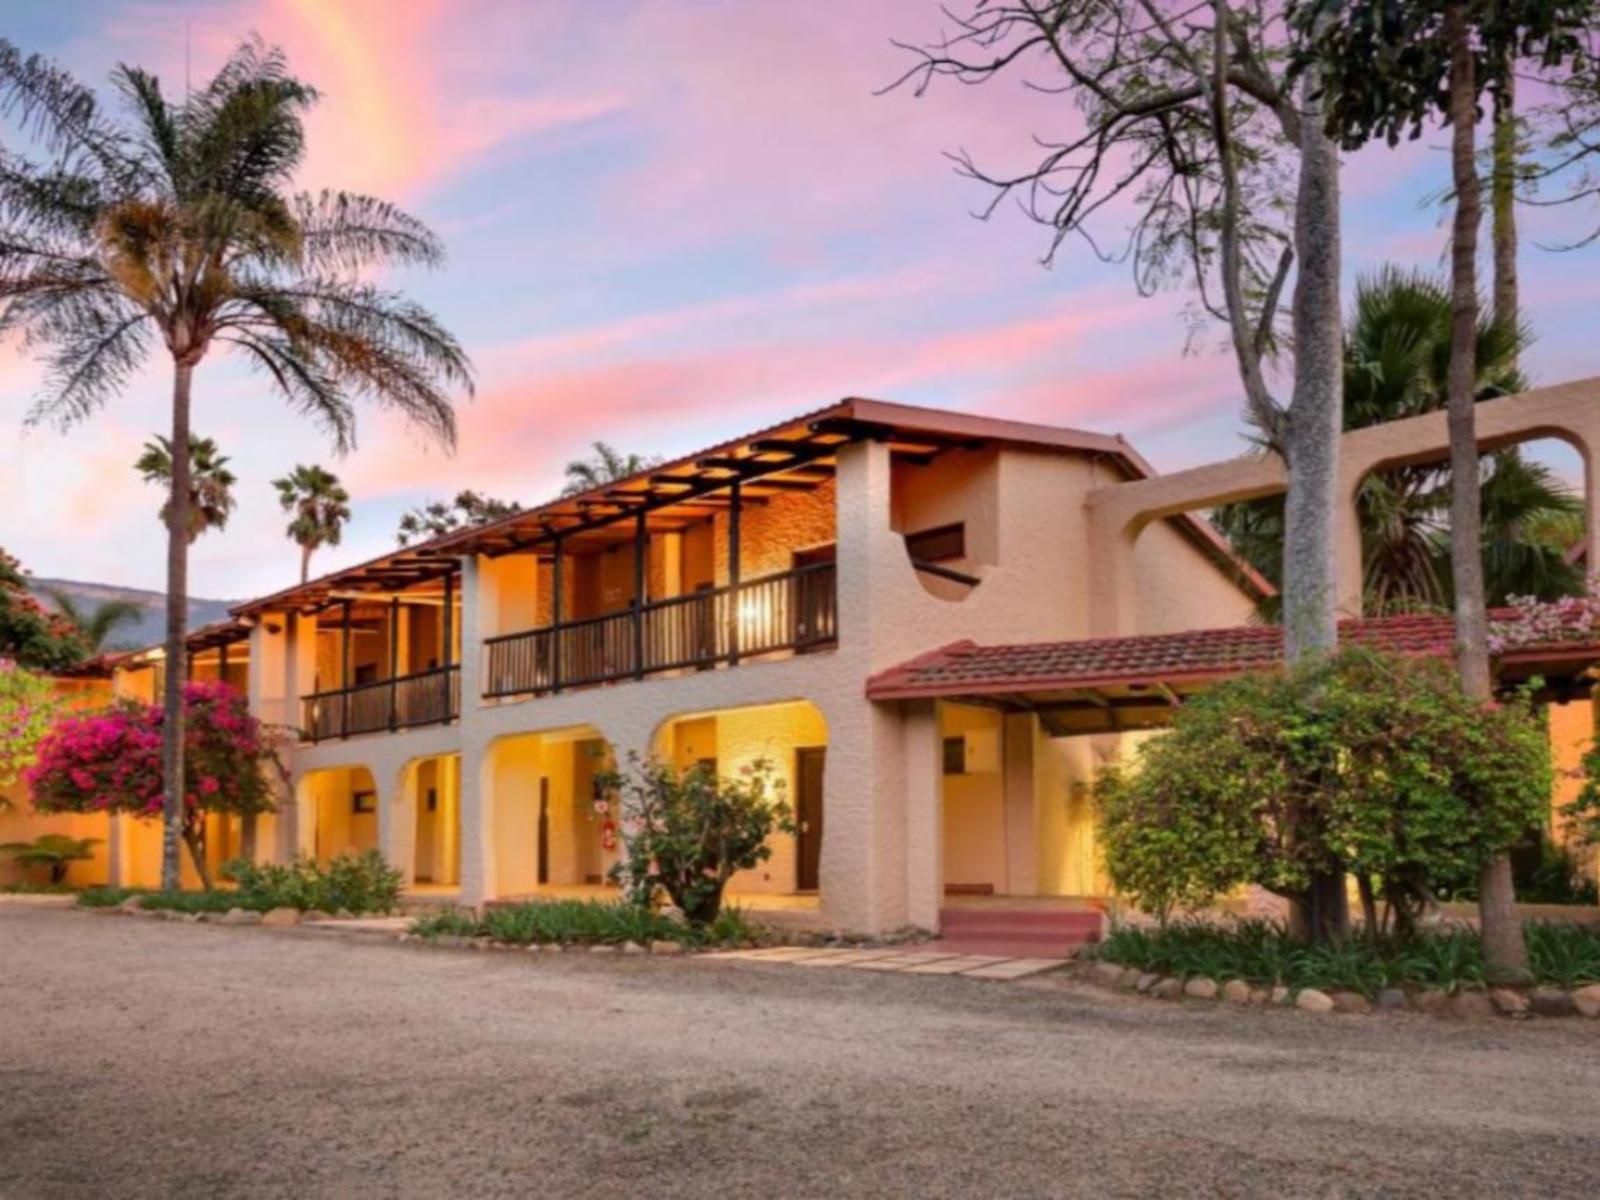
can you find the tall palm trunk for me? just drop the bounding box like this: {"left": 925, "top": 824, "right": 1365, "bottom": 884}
{"left": 1444, "top": 1, "right": 1528, "bottom": 981}
{"left": 159, "top": 358, "right": 194, "bottom": 892}
{"left": 300, "top": 542, "right": 313, "bottom": 584}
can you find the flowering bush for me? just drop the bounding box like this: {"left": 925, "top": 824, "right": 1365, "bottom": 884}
{"left": 0, "top": 661, "right": 57, "bottom": 803}
{"left": 0, "top": 549, "right": 86, "bottom": 671}
{"left": 601, "top": 755, "right": 793, "bottom": 924}
{"left": 26, "top": 681, "right": 280, "bottom": 886}
{"left": 1488, "top": 577, "right": 1600, "bottom": 654}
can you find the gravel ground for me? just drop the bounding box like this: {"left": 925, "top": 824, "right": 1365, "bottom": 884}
{"left": 2, "top": 908, "right": 1597, "bottom": 1199}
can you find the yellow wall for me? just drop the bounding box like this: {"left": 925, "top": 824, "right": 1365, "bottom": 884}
{"left": 302, "top": 767, "right": 378, "bottom": 864}
{"left": 660, "top": 701, "right": 828, "bottom": 895}
{"left": 940, "top": 704, "right": 1007, "bottom": 891}
{"left": 489, "top": 732, "right": 612, "bottom": 897}
{"left": 1550, "top": 698, "right": 1598, "bottom": 884}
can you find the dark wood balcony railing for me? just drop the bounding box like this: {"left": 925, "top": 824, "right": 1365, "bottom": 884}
{"left": 301, "top": 664, "right": 460, "bottom": 743}
{"left": 483, "top": 561, "right": 837, "bottom": 698}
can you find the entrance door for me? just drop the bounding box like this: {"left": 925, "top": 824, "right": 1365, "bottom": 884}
{"left": 536, "top": 778, "right": 550, "bottom": 886}
{"left": 795, "top": 747, "right": 825, "bottom": 892}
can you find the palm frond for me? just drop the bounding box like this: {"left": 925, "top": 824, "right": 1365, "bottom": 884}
{"left": 295, "top": 190, "right": 444, "bottom": 270}
{"left": 0, "top": 40, "right": 139, "bottom": 182}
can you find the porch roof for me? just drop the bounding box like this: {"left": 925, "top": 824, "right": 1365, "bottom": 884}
{"left": 865, "top": 612, "right": 1600, "bottom": 734}
{"left": 230, "top": 396, "right": 1271, "bottom": 618}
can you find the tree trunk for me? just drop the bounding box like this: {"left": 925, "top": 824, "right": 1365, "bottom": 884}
{"left": 1444, "top": 2, "right": 1529, "bottom": 981}
{"left": 300, "top": 542, "right": 312, "bottom": 585}
{"left": 160, "top": 360, "right": 195, "bottom": 893}
{"left": 182, "top": 813, "right": 213, "bottom": 892}
{"left": 1282, "top": 66, "right": 1344, "bottom": 661}
{"left": 1491, "top": 65, "right": 1519, "bottom": 344}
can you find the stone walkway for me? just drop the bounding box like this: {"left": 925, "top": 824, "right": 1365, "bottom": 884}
{"left": 702, "top": 945, "right": 1066, "bottom": 981}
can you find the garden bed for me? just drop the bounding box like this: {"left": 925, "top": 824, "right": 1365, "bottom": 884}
{"left": 1075, "top": 919, "right": 1600, "bottom": 1019}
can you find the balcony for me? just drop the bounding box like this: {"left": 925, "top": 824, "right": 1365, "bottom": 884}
{"left": 483, "top": 561, "right": 836, "bottom": 697}
{"left": 301, "top": 665, "right": 461, "bottom": 743}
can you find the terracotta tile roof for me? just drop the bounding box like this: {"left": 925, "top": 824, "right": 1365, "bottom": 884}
{"left": 865, "top": 611, "right": 1598, "bottom": 699}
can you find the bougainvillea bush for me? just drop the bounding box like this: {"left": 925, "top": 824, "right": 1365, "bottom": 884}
{"left": 1098, "top": 649, "right": 1550, "bottom": 939}
{"left": 26, "top": 682, "right": 279, "bottom": 887}
{"left": 0, "top": 549, "right": 86, "bottom": 671}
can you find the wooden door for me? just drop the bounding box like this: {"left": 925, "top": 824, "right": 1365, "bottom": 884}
{"left": 795, "top": 747, "right": 825, "bottom": 892}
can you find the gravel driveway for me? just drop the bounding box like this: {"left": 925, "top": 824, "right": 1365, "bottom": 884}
{"left": 2, "top": 907, "right": 1596, "bottom": 1198}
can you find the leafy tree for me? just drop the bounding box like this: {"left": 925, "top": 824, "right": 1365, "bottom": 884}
{"left": 396, "top": 489, "right": 521, "bottom": 546}
{"left": 561, "top": 442, "right": 663, "bottom": 496}
{"left": 1215, "top": 269, "right": 1582, "bottom": 614}
{"left": 135, "top": 435, "right": 236, "bottom": 543}
{"left": 890, "top": 2, "right": 1347, "bottom": 668}
{"left": 272, "top": 464, "right": 350, "bottom": 583}
{"left": 0, "top": 38, "right": 472, "bottom": 889}
{"left": 601, "top": 755, "right": 793, "bottom": 924}
{"left": 1298, "top": 0, "right": 1593, "bottom": 981}
{"left": 44, "top": 590, "right": 144, "bottom": 653}
{"left": 0, "top": 833, "right": 99, "bottom": 885}
{"left": 0, "top": 551, "right": 86, "bottom": 671}
{"left": 0, "top": 661, "right": 58, "bottom": 807}
{"left": 1098, "top": 650, "right": 1551, "bottom": 940}
{"left": 27, "top": 681, "right": 280, "bottom": 888}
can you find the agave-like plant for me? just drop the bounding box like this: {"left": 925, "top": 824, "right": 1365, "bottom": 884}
{"left": 0, "top": 38, "right": 473, "bottom": 888}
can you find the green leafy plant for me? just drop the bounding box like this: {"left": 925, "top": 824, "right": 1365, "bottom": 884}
{"left": 222, "top": 851, "right": 402, "bottom": 914}
{"left": 0, "top": 660, "right": 58, "bottom": 799}
{"left": 410, "top": 899, "right": 758, "bottom": 949}
{"left": 0, "top": 834, "right": 99, "bottom": 885}
{"left": 410, "top": 907, "right": 481, "bottom": 939}
{"left": 1098, "top": 649, "right": 1551, "bottom": 939}
{"left": 602, "top": 755, "right": 794, "bottom": 925}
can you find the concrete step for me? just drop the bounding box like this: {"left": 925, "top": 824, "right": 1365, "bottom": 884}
{"left": 920, "top": 936, "right": 1093, "bottom": 960}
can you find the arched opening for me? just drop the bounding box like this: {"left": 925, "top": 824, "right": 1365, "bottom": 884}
{"left": 652, "top": 700, "right": 829, "bottom": 904}
{"left": 484, "top": 726, "right": 615, "bottom": 901}
{"left": 402, "top": 754, "right": 461, "bottom": 892}
{"left": 296, "top": 766, "right": 379, "bottom": 866}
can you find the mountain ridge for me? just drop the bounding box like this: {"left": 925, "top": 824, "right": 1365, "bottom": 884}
{"left": 28, "top": 577, "right": 238, "bottom": 653}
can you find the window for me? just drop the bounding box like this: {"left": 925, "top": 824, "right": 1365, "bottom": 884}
{"left": 906, "top": 522, "right": 965, "bottom": 564}
{"left": 351, "top": 790, "right": 376, "bottom": 815}
{"left": 942, "top": 736, "right": 966, "bottom": 776}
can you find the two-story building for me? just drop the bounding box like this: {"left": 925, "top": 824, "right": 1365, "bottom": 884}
{"left": 97, "top": 380, "right": 1600, "bottom": 934}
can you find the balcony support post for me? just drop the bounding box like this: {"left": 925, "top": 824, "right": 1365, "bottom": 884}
{"left": 442, "top": 567, "right": 455, "bottom": 726}
{"left": 727, "top": 477, "right": 742, "bottom": 666}
{"left": 388, "top": 596, "right": 400, "bottom": 731}
{"left": 219, "top": 640, "right": 229, "bottom": 686}
{"left": 551, "top": 535, "right": 564, "bottom": 693}
{"left": 633, "top": 511, "right": 647, "bottom": 679}
{"left": 340, "top": 598, "right": 352, "bottom": 741}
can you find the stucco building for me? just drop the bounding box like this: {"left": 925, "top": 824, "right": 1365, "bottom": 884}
{"left": 79, "top": 380, "right": 1600, "bottom": 936}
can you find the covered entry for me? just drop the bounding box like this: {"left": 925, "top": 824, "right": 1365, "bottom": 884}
{"left": 655, "top": 700, "right": 829, "bottom": 898}
{"left": 484, "top": 726, "right": 614, "bottom": 899}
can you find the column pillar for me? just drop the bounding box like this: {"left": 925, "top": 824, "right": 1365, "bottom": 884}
{"left": 1002, "top": 712, "right": 1038, "bottom": 897}
{"left": 903, "top": 699, "right": 943, "bottom": 932}
{"left": 457, "top": 555, "right": 493, "bottom": 907}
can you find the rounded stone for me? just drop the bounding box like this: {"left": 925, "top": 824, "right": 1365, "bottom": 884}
{"left": 1489, "top": 988, "right": 1530, "bottom": 1017}
{"left": 1530, "top": 988, "right": 1574, "bottom": 1018}
{"left": 260, "top": 907, "right": 301, "bottom": 928}
{"left": 1135, "top": 972, "right": 1161, "bottom": 994}
{"left": 1450, "top": 991, "right": 1494, "bottom": 1020}
{"left": 622, "top": 941, "right": 646, "bottom": 956}
{"left": 650, "top": 939, "right": 686, "bottom": 956}
{"left": 1572, "top": 984, "right": 1600, "bottom": 1018}
{"left": 1247, "top": 988, "right": 1272, "bottom": 1006}
{"left": 1270, "top": 985, "right": 1291, "bottom": 1006}
{"left": 1414, "top": 989, "right": 1451, "bottom": 1015}
{"left": 1183, "top": 977, "right": 1219, "bottom": 1000}
{"left": 1152, "top": 977, "right": 1184, "bottom": 1000}
{"left": 1092, "top": 961, "right": 1126, "bottom": 987}
{"left": 1221, "top": 979, "right": 1252, "bottom": 1005}
{"left": 1295, "top": 988, "right": 1335, "bottom": 1013}
{"left": 1375, "top": 988, "right": 1408, "bottom": 1012}
{"left": 1116, "top": 967, "right": 1143, "bottom": 990}
{"left": 1330, "top": 991, "right": 1372, "bottom": 1014}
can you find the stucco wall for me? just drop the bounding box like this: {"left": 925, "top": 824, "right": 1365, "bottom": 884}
{"left": 940, "top": 704, "right": 1007, "bottom": 891}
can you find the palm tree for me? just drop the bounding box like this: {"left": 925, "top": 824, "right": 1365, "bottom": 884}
{"left": 0, "top": 39, "right": 472, "bottom": 889}
{"left": 561, "top": 442, "right": 662, "bottom": 496}
{"left": 273, "top": 464, "right": 350, "bottom": 582}
{"left": 135, "top": 435, "right": 237, "bottom": 543}
{"left": 396, "top": 489, "right": 521, "bottom": 545}
{"left": 46, "top": 590, "right": 144, "bottom": 653}
{"left": 1215, "top": 269, "right": 1581, "bottom": 616}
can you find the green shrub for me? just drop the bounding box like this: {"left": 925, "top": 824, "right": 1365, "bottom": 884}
{"left": 1099, "top": 650, "right": 1551, "bottom": 936}
{"left": 1097, "top": 918, "right": 1600, "bottom": 996}
{"left": 0, "top": 834, "right": 100, "bottom": 885}
{"left": 222, "top": 851, "right": 402, "bottom": 915}
{"left": 410, "top": 898, "right": 758, "bottom": 948}
{"left": 410, "top": 907, "right": 481, "bottom": 939}
{"left": 135, "top": 890, "right": 244, "bottom": 914}
{"left": 77, "top": 886, "right": 138, "bottom": 908}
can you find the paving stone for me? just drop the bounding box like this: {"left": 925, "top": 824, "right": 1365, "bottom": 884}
{"left": 797, "top": 949, "right": 900, "bottom": 968}
{"left": 958, "top": 958, "right": 1063, "bottom": 981}
{"left": 904, "top": 956, "right": 999, "bottom": 975}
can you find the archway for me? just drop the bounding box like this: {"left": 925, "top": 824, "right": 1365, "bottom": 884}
{"left": 483, "top": 725, "right": 614, "bottom": 901}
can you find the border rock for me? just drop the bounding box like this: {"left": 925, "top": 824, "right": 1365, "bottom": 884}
{"left": 1295, "top": 988, "right": 1335, "bottom": 1013}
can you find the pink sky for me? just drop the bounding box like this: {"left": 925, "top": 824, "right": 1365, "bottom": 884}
{"left": 2, "top": 1, "right": 1596, "bottom": 598}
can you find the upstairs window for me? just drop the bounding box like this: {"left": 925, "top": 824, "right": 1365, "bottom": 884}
{"left": 905, "top": 522, "right": 965, "bottom": 564}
